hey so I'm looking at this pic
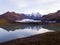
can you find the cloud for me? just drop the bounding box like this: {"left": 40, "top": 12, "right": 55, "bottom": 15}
{"left": 42, "top": 3, "right": 60, "bottom": 14}
{"left": 39, "top": 0, "right": 56, "bottom": 3}
{"left": 5, "top": 0, "right": 28, "bottom": 8}
{"left": 6, "top": 0, "right": 57, "bottom": 8}
{"left": 17, "top": 1, "right": 28, "bottom": 8}
{"left": 0, "top": 0, "right": 60, "bottom": 15}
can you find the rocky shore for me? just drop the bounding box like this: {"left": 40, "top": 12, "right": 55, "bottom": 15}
{"left": 0, "top": 32, "right": 60, "bottom": 45}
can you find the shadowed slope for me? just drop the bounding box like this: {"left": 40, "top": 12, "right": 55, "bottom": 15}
{"left": 0, "top": 32, "right": 60, "bottom": 45}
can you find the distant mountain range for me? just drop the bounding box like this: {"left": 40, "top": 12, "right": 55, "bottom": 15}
{"left": 42, "top": 10, "right": 60, "bottom": 22}
{"left": 0, "top": 10, "right": 60, "bottom": 23}
{"left": 0, "top": 11, "right": 41, "bottom": 23}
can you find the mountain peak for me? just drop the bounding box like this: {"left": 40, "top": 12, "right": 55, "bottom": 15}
{"left": 56, "top": 10, "right": 60, "bottom": 13}
{"left": 2, "top": 11, "right": 19, "bottom": 16}
{"left": 6, "top": 11, "right": 16, "bottom": 14}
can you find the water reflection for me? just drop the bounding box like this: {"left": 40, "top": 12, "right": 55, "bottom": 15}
{"left": 0, "top": 24, "right": 52, "bottom": 43}
{"left": 43, "top": 25, "right": 60, "bottom": 31}
{"left": 0, "top": 24, "right": 42, "bottom": 31}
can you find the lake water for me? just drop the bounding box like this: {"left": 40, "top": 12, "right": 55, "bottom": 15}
{"left": 0, "top": 24, "right": 54, "bottom": 43}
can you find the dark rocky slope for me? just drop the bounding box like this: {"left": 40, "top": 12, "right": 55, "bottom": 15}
{"left": 42, "top": 10, "right": 60, "bottom": 22}
{"left": 0, "top": 32, "right": 60, "bottom": 45}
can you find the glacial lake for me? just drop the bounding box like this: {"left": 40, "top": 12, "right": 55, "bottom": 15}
{"left": 0, "top": 23, "right": 58, "bottom": 43}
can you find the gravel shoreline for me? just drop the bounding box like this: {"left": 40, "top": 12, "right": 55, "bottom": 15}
{"left": 0, "top": 32, "right": 60, "bottom": 45}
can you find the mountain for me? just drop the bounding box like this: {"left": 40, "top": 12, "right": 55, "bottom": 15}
{"left": 1, "top": 10, "right": 60, "bottom": 24}
{"left": 42, "top": 10, "right": 60, "bottom": 22}
{"left": 26, "top": 13, "right": 41, "bottom": 20}
{"left": 0, "top": 11, "right": 41, "bottom": 24}
{"left": 0, "top": 11, "right": 26, "bottom": 23}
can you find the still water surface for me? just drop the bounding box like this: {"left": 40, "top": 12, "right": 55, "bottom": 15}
{"left": 0, "top": 24, "right": 54, "bottom": 43}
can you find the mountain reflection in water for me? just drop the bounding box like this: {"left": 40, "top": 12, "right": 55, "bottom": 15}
{"left": 0, "top": 24, "right": 42, "bottom": 31}
{"left": 0, "top": 23, "right": 55, "bottom": 43}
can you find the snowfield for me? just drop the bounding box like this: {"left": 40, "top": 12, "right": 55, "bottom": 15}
{"left": 15, "top": 19, "right": 41, "bottom": 23}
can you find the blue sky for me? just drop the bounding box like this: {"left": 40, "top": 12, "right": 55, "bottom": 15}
{"left": 0, "top": 0, "right": 60, "bottom": 15}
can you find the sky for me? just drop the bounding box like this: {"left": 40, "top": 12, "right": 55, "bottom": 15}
{"left": 0, "top": 0, "right": 60, "bottom": 15}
